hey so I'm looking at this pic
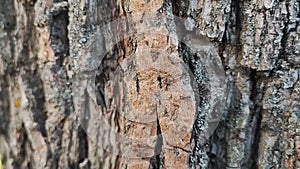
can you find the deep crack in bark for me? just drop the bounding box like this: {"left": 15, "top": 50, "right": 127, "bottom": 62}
{"left": 149, "top": 117, "right": 163, "bottom": 169}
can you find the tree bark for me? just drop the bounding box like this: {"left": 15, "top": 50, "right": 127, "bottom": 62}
{"left": 0, "top": 0, "right": 299, "bottom": 169}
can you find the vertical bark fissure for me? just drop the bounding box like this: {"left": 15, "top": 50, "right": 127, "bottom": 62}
{"left": 28, "top": 70, "right": 47, "bottom": 138}
{"left": 218, "top": 25, "right": 229, "bottom": 70}
{"left": 22, "top": 1, "right": 48, "bottom": 138}
{"left": 77, "top": 89, "right": 90, "bottom": 167}
{"left": 13, "top": 124, "right": 30, "bottom": 168}
{"left": 270, "top": 0, "right": 291, "bottom": 75}
{"left": 49, "top": 127, "right": 61, "bottom": 169}
{"left": 78, "top": 127, "right": 89, "bottom": 167}
{"left": 47, "top": 1, "right": 73, "bottom": 168}
{"left": 0, "top": 76, "right": 10, "bottom": 137}
{"left": 149, "top": 118, "right": 163, "bottom": 169}
{"left": 248, "top": 69, "right": 263, "bottom": 169}
{"left": 49, "top": 0, "right": 73, "bottom": 116}
{"left": 168, "top": 0, "right": 210, "bottom": 168}
{"left": 49, "top": 0, "right": 73, "bottom": 119}
{"left": 177, "top": 41, "right": 212, "bottom": 168}
{"left": 0, "top": 0, "right": 15, "bottom": 139}
{"left": 157, "top": 75, "right": 162, "bottom": 89}
{"left": 136, "top": 73, "right": 140, "bottom": 93}
{"left": 50, "top": 1, "right": 69, "bottom": 66}
{"left": 233, "top": 0, "right": 242, "bottom": 46}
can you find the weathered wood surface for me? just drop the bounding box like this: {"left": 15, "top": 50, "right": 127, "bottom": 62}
{"left": 0, "top": 0, "right": 299, "bottom": 169}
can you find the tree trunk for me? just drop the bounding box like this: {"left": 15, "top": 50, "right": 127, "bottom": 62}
{"left": 0, "top": 0, "right": 299, "bottom": 169}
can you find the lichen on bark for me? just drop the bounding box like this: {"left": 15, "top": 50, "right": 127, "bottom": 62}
{"left": 0, "top": 0, "right": 300, "bottom": 169}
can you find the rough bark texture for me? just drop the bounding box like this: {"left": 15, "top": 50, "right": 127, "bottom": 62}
{"left": 0, "top": 0, "right": 300, "bottom": 169}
